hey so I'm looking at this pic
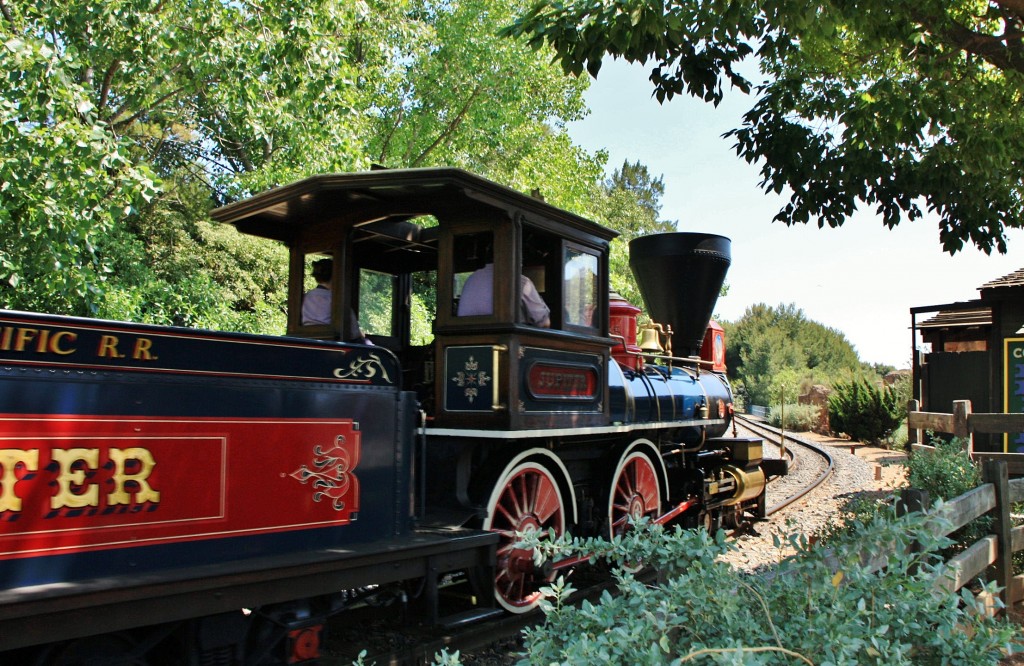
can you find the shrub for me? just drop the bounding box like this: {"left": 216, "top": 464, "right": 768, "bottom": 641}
{"left": 905, "top": 436, "right": 981, "bottom": 501}
{"left": 828, "top": 378, "right": 903, "bottom": 444}
{"left": 516, "top": 517, "right": 1016, "bottom": 665}
{"left": 766, "top": 403, "right": 818, "bottom": 431}
{"left": 905, "top": 436, "right": 990, "bottom": 558}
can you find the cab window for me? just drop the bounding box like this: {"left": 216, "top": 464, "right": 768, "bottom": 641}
{"left": 563, "top": 246, "right": 599, "bottom": 330}
{"left": 359, "top": 269, "right": 395, "bottom": 337}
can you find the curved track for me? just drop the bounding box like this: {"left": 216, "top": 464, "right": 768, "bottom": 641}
{"left": 733, "top": 414, "right": 835, "bottom": 515}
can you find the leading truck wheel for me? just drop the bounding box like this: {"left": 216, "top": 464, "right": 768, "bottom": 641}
{"left": 482, "top": 461, "right": 566, "bottom": 613}
{"left": 608, "top": 451, "right": 662, "bottom": 538}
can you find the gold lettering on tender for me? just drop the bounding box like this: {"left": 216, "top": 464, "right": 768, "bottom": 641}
{"left": 107, "top": 448, "right": 160, "bottom": 505}
{"left": 0, "top": 326, "right": 11, "bottom": 350}
{"left": 0, "top": 449, "right": 39, "bottom": 512}
{"left": 13, "top": 328, "right": 37, "bottom": 352}
{"left": 132, "top": 337, "right": 154, "bottom": 360}
{"left": 35, "top": 329, "right": 50, "bottom": 353}
{"left": 50, "top": 448, "right": 100, "bottom": 509}
{"left": 49, "top": 331, "right": 77, "bottom": 355}
{"left": 97, "top": 335, "right": 122, "bottom": 358}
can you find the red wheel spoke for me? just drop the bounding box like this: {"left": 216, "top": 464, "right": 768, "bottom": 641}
{"left": 635, "top": 461, "right": 658, "bottom": 507}
{"left": 498, "top": 498, "right": 522, "bottom": 527}
{"left": 509, "top": 477, "right": 525, "bottom": 518}
{"left": 532, "top": 478, "right": 561, "bottom": 524}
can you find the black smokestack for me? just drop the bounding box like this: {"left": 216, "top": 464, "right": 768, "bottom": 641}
{"left": 629, "top": 233, "right": 731, "bottom": 357}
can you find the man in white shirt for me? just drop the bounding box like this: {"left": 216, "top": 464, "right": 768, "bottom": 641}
{"left": 301, "top": 259, "right": 369, "bottom": 342}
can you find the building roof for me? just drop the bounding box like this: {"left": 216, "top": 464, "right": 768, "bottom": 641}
{"left": 918, "top": 307, "right": 992, "bottom": 330}
{"left": 980, "top": 267, "right": 1024, "bottom": 290}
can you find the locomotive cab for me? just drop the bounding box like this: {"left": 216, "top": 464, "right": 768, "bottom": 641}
{"left": 213, "top": 167, "right": 619, "bottom": 430}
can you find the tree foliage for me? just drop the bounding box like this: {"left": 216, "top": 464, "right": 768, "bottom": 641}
{"left": 594, "top": 160, "right": 676, "bottom": 309}
{"left": 724, "top": 303, "right": 862, "bottom": 406}
{"left": 503, "top": 0, "right": 1024, "bottom": 255}
{"left": 1, "top": 0, "right": 615, "bottom": 323}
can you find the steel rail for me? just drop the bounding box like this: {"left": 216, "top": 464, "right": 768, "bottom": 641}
{"left": 734, "top": 414, "right": 835, "bottom": 516}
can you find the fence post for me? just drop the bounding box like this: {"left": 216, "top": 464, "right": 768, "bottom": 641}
{"left": 982, "top": 459, "right": 1012, "bottom": 615}
{"left": 907, "top": 399, "right": 919, "bottom": 449}
{"left": 896, "top": 488, "right": 931, "bottom": 516}
{"left": 896, "top": 488, "right": 931, "bottom": 574}
{"left": 952, "top": 400, "right": 973, "bottom": 454}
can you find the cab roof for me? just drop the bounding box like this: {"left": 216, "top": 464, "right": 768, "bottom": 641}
{"left": 209, "top": 167, "right": 618, "bottom": 249}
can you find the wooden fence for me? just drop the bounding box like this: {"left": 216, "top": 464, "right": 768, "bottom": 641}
{"left": 907, "top": 398, "right": 1024, "bottom": 475}
{"left": 901, "top": 399, "right": 1024, "bottom": 614}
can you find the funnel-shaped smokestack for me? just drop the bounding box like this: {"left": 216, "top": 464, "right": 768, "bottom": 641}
{"left": 629, "top": 233, "right": 731, "bottom": 357}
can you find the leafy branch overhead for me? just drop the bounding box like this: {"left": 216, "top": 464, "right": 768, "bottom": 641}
{"left": 503, "top": 0, "right": 1024, "bottom": 254}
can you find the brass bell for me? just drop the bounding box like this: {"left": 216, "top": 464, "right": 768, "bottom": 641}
{"left": 638, "top": 326, "right": 664, "bottom": 353}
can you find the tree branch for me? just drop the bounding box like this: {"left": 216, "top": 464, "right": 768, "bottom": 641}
{"left": 0, "top": 0, "right": 13, "bottom": 25}
{"left": 110, "top": 84, "right": 189, "bottom": 132}
{"left": 410, "top": 83, "right": 483, "bottom": 167}
{"left": 376, "top": 105, "right": 404, "bottom": 165}
{"left": 98, "top": 61, "right": 121, "bottom": 112}
{"left": 939, "top": 19, "right": 1024, "bottom": 74}
{"left": 908, "top": 3, "right": 1024, "bottom": 75}
{"left": 998, "top": 0, "right": 1024, "bottom": 20}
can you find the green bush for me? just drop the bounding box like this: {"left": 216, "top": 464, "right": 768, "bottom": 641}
{"left": 766, "top": 403, "right": 818, "bottom": 431}
{"left": 905, "top": 436, "right": 981, "bottom": 501}
{"left": 515, "top": 518, "right": 1015, "bottom": 665}
{"left": 905, "top": 436, "right": 989, "bottom": 558}
{"left": 828, "top": 378, "right": 903, "bottom": 444}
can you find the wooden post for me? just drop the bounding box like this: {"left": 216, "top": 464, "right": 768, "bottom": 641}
{"left": 953, "top": 400, "right": 973, "bottom": 454}
{"left": 897, "top": 488, "right": 931, "bottom": 575}
{"left": 907, "top": 399, "right": 920, "bottom": 449}
{"left": 896, "top": 488, "right": 931, "bottom": 516}
{"left": 983, "top": 460, "right": 1012, "bottom": 615}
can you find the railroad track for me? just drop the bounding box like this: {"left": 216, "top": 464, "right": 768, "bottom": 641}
{"left": 733, "top": 414, "right": 835, "bottom": 515}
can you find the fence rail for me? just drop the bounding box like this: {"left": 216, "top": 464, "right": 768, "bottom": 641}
{"left": 901, "top": 399, "right": 1024, "bottom": 613}
{"left": 907, "top": 399, "right": 1024, "bottom": 474}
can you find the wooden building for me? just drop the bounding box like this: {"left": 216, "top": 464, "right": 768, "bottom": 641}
{"left": 912, "top": 268, "right": 1024, "bottom": 452}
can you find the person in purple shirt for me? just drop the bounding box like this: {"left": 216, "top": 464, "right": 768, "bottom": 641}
{"left": 457, "top": 263, "right": 550, "bottom": 328}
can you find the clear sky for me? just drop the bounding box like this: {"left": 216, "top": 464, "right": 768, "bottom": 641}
{"left": 567, "top": 61, "right": 1024, "bottom": 369}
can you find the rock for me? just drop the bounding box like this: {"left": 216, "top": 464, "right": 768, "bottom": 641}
{"left": 798, "top": 384, "right": 831, "bottom": 434}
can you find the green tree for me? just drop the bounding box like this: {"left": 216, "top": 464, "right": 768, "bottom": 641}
{"left": 592, "top": 160, "right": 676, "bottom": 310}
{"left": 828, "top": 377, "right": 904, "bottom": 443}
{"left": 503, "top": 0, "right": 1024, "bottom": 255}
{"left": 1, "top": 26, "right": 157, "bottom": 315}
{"left": 2, "top": 0, "right": 609, "bottom": 324}
{"left": 1, "top": 0, "right": 367, "bottom": 316}
{"left": 725, "top": 303, "right": 862, "bottom": 405}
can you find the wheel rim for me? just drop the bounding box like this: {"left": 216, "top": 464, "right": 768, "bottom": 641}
{"left": 483, "top": 461, "right": 566, "bottom": 613}
{"left": 608, "top": 451, "right": 661, "bottom": 539}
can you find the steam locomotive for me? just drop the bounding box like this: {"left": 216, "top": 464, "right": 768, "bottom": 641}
{"left": 0, "top": 168, "right": 781, "bottom": 663}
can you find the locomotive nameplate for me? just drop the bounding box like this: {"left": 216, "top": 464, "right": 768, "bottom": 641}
{"left": 521, "top": 347, "right": 603, "bottom": 412}
{"left": 0, "top": 415, "right": 360, "bottom": 560}
{"left": 526, "top": 362, "right": 598, "bottom": 399}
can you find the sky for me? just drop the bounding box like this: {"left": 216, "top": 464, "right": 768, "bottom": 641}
{"left": 566, "top": 61, "right": 1024, "bottom": 369}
